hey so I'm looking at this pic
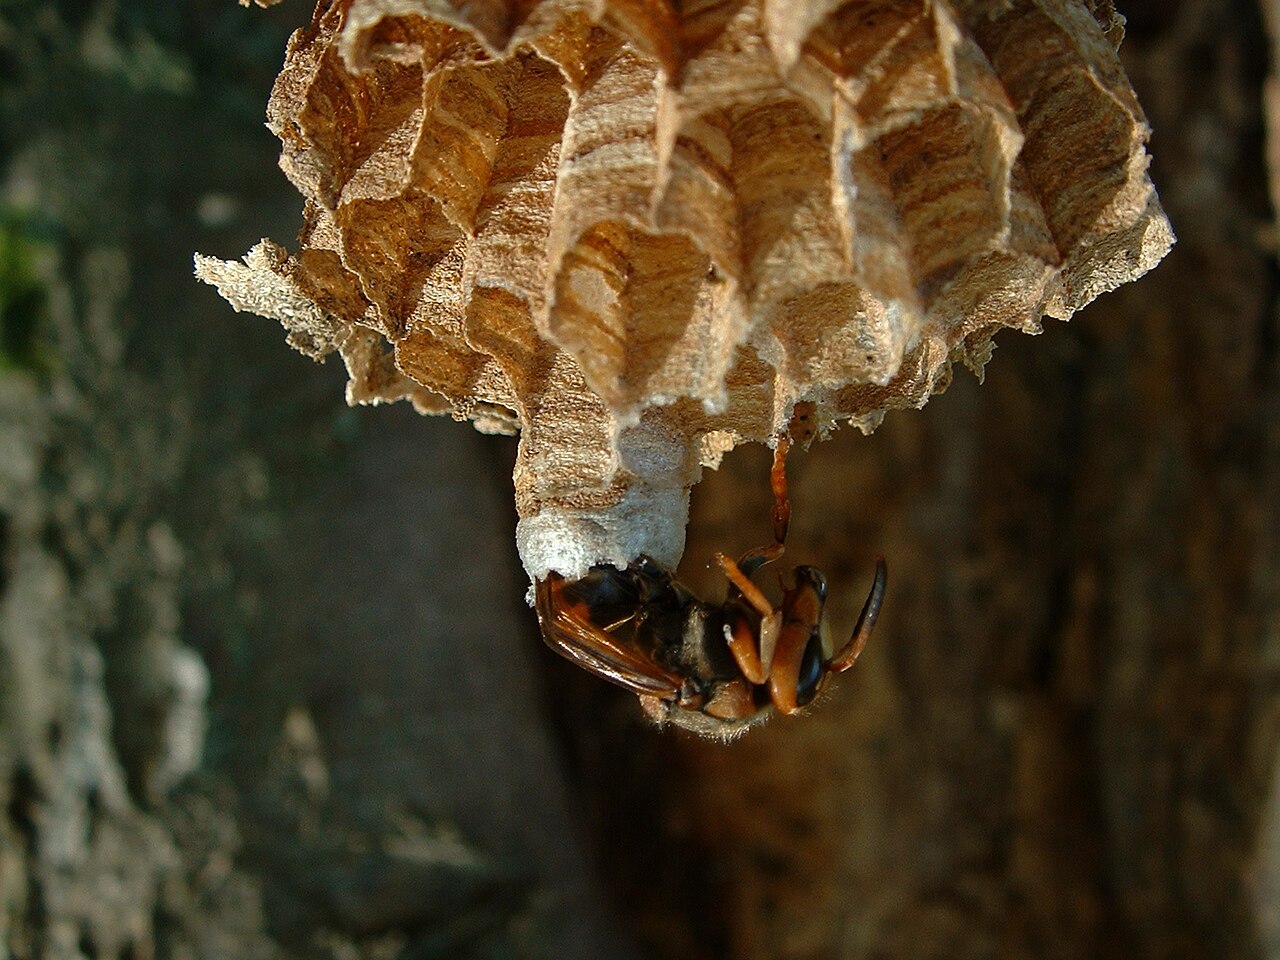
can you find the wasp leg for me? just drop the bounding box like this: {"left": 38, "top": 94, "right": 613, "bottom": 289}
{"left": 714, "top": 552, "right": 773, "bottom": 619}
{"left": 770, "top": 433, "right": 791, "bottom": 546}
{"left": 723, "top": 604, "right": 786, "bottom": 685}
{"left": 715, "top": 553, "right": 783, "bottom": 683}
{"left": 711, "top": 432, "right": 797, "bottom": 689}
{"left": 722, "top": 608, "right": 768, "bottom": 685}
{"left": 731, "top": 434, "right": 791, "bottom": 581}
{"left": 735, "top": 541, "right": 784, "bottom": 579}
{"left": 827, "top": 556, "right": 887, "bottom": 673}
{"left": 768, "top": 567, "right": 826, "bottom": 715}
{"left": 535, "top": 577, "right": 683, "bottom": 698}
{"left": 716, "top": 432, "right": 793, "bottom": 591}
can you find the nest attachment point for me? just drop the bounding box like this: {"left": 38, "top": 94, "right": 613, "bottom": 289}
{"left": 196, "top": 0, "right": 1173, "bottom": 581}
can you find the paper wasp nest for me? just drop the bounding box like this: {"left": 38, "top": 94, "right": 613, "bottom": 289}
{"left": 197, "top": 0, "right": 1172, "bottom": 582}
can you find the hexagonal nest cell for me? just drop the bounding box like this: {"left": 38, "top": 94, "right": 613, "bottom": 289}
{"left": 197, "top": 0, "right": 1172, "bottom": 581}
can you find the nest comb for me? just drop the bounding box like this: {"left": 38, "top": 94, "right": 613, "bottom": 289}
{"left": 197, "top": 0, "right": 1173, "bottom": 582}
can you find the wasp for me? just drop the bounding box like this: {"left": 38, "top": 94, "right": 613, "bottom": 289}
{"left": 534, "top": 429, "right": 887, "bottom": 739}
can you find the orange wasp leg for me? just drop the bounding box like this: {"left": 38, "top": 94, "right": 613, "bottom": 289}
{"left": 714, "top": 552, "right": 773, "bottom": 618}
{"left": 712, "top": 430, "right": 801, "bottom": 687}
{"left": 770, "top": 434, "right": 791, "bottom": 545}
{"left": 716, "top": 550, "right": 790, "bottom": 685}
{"left": 768, "top": 571, "right": 825, "bottom": 715}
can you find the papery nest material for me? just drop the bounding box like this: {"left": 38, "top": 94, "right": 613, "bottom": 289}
{"left": 197, "top": 0, "right": 1172, "bottom": 583}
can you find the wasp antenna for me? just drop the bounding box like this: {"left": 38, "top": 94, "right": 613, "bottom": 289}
{"left": 735, "top": 540, "right": 784, "bottom": 578}
{"left": 828, "top": 556, "right": 887, "bottom": 673}
{"left": 714, "top": 552, "right": 775, "bottom": 619}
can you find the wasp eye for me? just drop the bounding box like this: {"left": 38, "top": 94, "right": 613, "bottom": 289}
{"left": 796, "top": 634, "right": 824, "bottom": 707}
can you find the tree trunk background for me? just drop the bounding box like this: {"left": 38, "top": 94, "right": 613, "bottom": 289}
{"left": 548, "top": 3, "right": 1280, "bottom": 958}
{"left": 2, "top": 2, "right": 1278, "bottom": 960}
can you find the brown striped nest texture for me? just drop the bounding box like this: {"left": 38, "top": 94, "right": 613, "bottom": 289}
{"left": 197, "top": 0, "right": 1172, "bottom": 580}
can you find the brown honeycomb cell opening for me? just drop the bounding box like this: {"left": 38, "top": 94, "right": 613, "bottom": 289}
{"left": 196, "top": 0, "right": 1172, "bottom": 581}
